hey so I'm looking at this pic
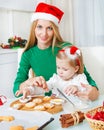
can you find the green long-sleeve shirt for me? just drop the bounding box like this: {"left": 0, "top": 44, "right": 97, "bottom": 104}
{"left": 13, "top": 43, "right": 98, "bottom": 95}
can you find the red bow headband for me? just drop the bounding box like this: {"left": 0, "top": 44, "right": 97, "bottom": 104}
{"left": 60, "top": 46, "right": 80, "bottom": 58}
{"left": 59, "top": 46, "right": 81, "bottom": 65}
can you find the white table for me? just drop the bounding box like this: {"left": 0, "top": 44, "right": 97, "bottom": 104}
{"left": 44, "top": 94, "right": 104, "bottom": 130}
{"left": 0, "top": 95, "right": 103, "bottom": 130}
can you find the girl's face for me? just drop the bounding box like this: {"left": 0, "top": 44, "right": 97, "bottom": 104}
{"left": 56, "top": 58, "right": 79, "bottom": 80}
{"left": 35, "top": 19, "right": 54, "bottom": 49}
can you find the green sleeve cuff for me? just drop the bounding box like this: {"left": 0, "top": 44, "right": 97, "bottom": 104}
{"left": 44, "top": 90, "right": 52, "bottom": 96}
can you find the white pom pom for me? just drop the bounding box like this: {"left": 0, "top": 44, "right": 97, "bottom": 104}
{"left": 76, "top": 50, "right": 81, "bottom": 56}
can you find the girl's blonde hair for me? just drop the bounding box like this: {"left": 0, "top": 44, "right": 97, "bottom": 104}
{"left": 24, "top": 20, "right": 64, "bottom": 52}
{"left": 57, "top": 46, "right": 84, "bottom": 74}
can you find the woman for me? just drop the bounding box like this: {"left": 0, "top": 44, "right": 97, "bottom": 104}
{"left": 14, "top": 2, "right": 99, "bottom": 100}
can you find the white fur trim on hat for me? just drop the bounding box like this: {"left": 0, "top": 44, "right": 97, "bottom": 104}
{"left": 31, "top": 12, "right": 59, "bottom": 26}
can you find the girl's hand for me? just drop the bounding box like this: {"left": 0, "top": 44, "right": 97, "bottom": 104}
{"left": 64, "top": 85, "right": 78, "bottom": 95}
{"left": 76, "top": 83, "right": 99, "bottom": 101}
{"left": 32, "top": 76, "right": 49, "bottom": 91}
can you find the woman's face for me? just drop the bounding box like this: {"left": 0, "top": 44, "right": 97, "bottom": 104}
{"left": 35, "top": 19, "right": 54, "bottom": 49}
{"left": 56, "top": 58, "right": 79, "bottom": 80}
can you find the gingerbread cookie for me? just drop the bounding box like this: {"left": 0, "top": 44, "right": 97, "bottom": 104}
{"left": 34, "top": 105, "right": 45, "bottom": 111}
{"left": 25, "top": 102, "right": 36, "bottom": 108}
{"left": 0, "top": 116, "right": 14, "bottom": 122}
{"left": 43, "top": 96, "right": 51, "bottom": 101}
{"left": 26, "top": 126, "right": 38, "bottom": 130}
{"left": 10, "top": 125, "right": 24, "bottom": 130}
{"left": 12, "top": 103, "right": 23, "bottom": 110}
{"left": 32, "top": 98, "right": 43, "bottom": 104}
{"left": 44, "top": 103, "right": 55, "bottom": 109}
{"left": 19, "top": 97, "right": 32, "bottom": 103}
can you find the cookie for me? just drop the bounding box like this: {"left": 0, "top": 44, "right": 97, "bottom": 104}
{"left": 10, "top": 125, "right": 24, "bottom": 130}
{"left": 50, "top": 98, "right": 64, "bottom": 105}
{"left": 19, "top": 97, "right": 32, "bottom": 103}
{"left": 34, "top": 105, "right": 45, "bottom": 111}
{"left": 26, "top": 126, "right": 38, "bottom": 130}
{"left": 25, "top": 102, "right": 36, "bottom": 108}
{"left": 44, "top": 103, "right": 55, "bottom": 109}
{"left": 43, "top": 96, "right": 51, "bottom": 101}
{"left": 0, "top": 116, "right": 14, "bottom": 121}
{"left": 32, "top": 98, "right": 43, "bottom": 104}
{"left": 13, "top": 103, "right": 23, "bottom": 110}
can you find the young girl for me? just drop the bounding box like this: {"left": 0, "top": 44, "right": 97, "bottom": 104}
{"left": 17, "top": 46, "right": 90, "bottom": 101}
{"left": 46, "top": 45, "right": 89, "bottom": 96}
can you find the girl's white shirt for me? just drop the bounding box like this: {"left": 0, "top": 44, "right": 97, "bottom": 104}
{"left": 47, "top": 73, "right": 90, "bottom": 107}
{"left": 47, "top": 73, "right": 89, "bottom": 94}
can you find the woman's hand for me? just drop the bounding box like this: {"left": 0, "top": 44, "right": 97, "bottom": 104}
{"left": 64, "top": 85, "right": 78, "bottom": 95}
{"left": 15, "top": 76, "right": 49, "bottom": 98}
{"left": 20, "top": 76, "right": 49, "bottom": 91}
{"left": 15, "top": 87, "right": 31, "bottom": 99}
{"left": 76, "top": 83, "right": 99, "bottom": 101}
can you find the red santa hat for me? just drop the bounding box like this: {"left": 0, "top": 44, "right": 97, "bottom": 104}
{"left": 31, "top": 2, "right": 64, "bottom": 26}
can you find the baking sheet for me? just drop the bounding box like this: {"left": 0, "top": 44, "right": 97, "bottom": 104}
{"left": 0, "top": 109, "right": 53, "bottom": 130}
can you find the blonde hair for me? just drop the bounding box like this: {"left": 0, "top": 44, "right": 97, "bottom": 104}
{"left": 24, "top": 20, "right": 64, "bottom": 52}
{"left": 57, "top": 46, "right": 84, "bottom": 74}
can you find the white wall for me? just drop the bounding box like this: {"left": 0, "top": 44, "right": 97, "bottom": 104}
{"left": 0, "top": 0, "right": 46, "bottom": 43}
{"left": 0, "top": 9, "right": 32, "bottom": 43}
{"left": 81, "top": 46, "right": 104, "bottom": 94}
{"left": 0, "top": 0, "right": 35, "bottom": 11}
{"left": 0, "top": 0, "right": 46, "bottom": 11}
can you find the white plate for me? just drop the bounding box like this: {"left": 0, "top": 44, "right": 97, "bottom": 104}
{"left": 0, "top": 109, "right": 53, "bottom": 130}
